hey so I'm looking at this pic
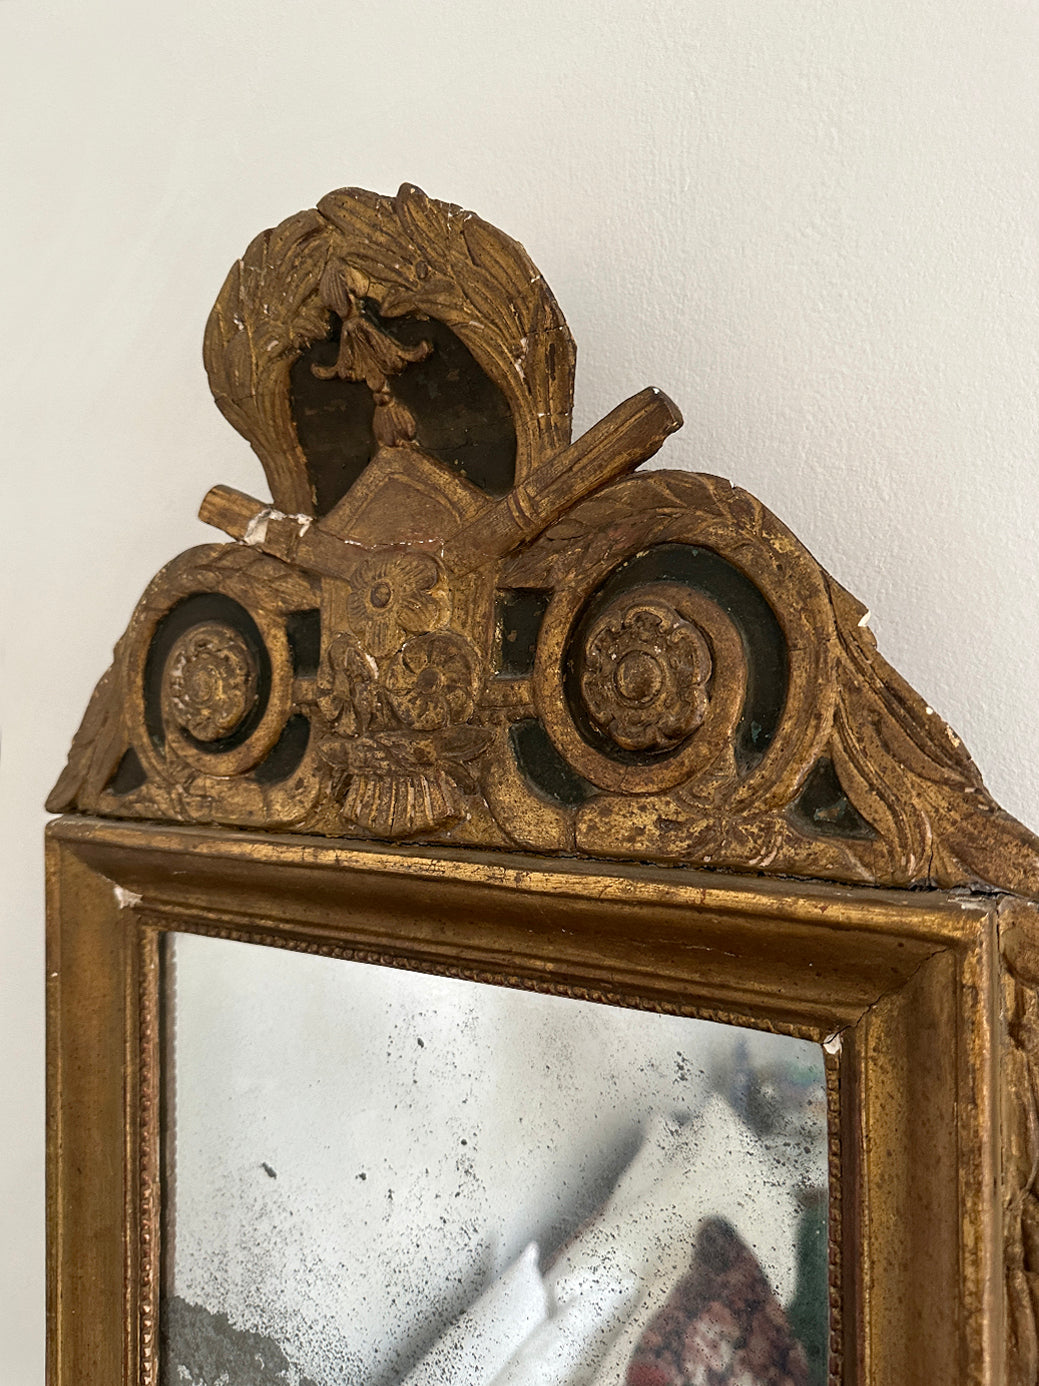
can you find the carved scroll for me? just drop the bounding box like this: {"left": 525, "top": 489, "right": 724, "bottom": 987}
{"left": 49, "top": 183, "right": 1039, "bottom": 904}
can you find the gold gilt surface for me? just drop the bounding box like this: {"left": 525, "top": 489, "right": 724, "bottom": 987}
{"left": 45, "top": 185, "right": 1039, "bottom": 1384}
{"left": 48, "top": 183, "right": 1039, "bottom": 901}
{"left": 45, "top": 817, "right": 1016, "bottom": 1386}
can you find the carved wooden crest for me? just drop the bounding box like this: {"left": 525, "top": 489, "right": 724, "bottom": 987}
{"left": 49, "top": 183, "right": 1039, "bottom": 900}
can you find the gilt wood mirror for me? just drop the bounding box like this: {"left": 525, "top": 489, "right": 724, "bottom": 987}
{"left": 46, "top": 184, "right": 1039, "bottom": 1386}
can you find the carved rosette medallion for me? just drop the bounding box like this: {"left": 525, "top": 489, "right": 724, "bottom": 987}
{"left": 579, "top": 594, "right": 713, "bottom": 753}
{"left": 528, "top": 574, "right": 748, "bottom": 798}
{"left": 162, "top": 623, "right": 258, "bottom": 742}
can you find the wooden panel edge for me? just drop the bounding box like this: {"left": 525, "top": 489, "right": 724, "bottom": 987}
{"left": 47, "top": 815, "right": 991, "bottom": 946}
{"left": 847, "top": 915, "right": 1001, "bottom": 1385}
{"left": 46, "top": 834, "right": 139, "bottom": 1385}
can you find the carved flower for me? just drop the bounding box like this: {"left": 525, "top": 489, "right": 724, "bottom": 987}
{"left": 308, "top": 624, "right": 490, "bottom": 839}
{"left": 579, "top": 596, "right": 712, "bottom": 752}
{"left": 163, "top": 623, "right": 257, "bottom": 742}
{"left": 346, "top": 551, "right": 449, "bottom": 658}
{"left": 380, "top": 631, "right": 479, "bottom": 730}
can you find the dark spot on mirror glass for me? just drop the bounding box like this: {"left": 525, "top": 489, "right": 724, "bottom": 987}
{"left": 786, "top": 1190, "right": 830, "bottom": 1386}
{"left": 161, "top": 1295, "right": 319, "bottom": 1386}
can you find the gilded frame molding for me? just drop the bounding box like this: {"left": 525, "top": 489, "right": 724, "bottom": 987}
{"left": 47, "top": 812, "right": 1025, "bottom": 1386}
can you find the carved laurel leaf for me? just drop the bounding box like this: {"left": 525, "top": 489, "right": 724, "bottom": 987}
{"left": 505, "top": 471, "right": 723, "bottom": 588}
{"left": 204, "top": 209, "right": 331, "bottom": 513}
{"left": 504, "top": 496, "right": 642, "bottom": 588}
{"left": 826, "top": 575, "right": 1039, "bottom": 896}
{"left": 187, "top": 545, "right": 318, "bottom": 615}
{"left": 435, "top": 724, "right": 493, "bottom": 762}
{"left": 576, "top": 789, "right": 882, "bottom": 886}
{"left": 318, "top": 184, "right": 576, "bottom": 471}
{"left": 46, "top": 640, "right": 129, "bottom": 813}
{"left": 203, "top": 184, "right": 577, "bottom": 520}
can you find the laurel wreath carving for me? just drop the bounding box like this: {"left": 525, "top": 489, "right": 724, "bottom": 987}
{"left": 505, "top": 471, "right": 710, "bottom": 590}
{"left": 47, "top": 632, "right": 132, "bottom": 814}
{"left": 203, "top": 184, "right": 576, "bottom": 515}
{"left": 203, "top": 210, "right": 330, "bottom": 514}
{"left": 52, "top": 474, "right": 1039, "bottom": 898}
{"left": 48, "top": 187, "right": 1039, "bottom": 1386}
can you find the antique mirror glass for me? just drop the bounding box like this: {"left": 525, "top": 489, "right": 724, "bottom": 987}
{"left": 162, "top": 934, "right": 828, "bottom": 1386}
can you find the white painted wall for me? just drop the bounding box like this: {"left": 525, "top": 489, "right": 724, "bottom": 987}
{"left": 3, "top": 2, "right": 1037, "bottom": 1379}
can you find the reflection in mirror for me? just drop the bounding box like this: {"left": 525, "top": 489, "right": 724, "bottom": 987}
{"left": 160, "top": 933, "right": 829, "bottom": 1386}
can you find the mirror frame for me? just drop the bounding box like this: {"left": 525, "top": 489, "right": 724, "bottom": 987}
{"left": 44, "top": 184, "right": 1039, "bottom": 1386}
{"left": 48, "top": 812, "right": 1025, "bottom": 1386}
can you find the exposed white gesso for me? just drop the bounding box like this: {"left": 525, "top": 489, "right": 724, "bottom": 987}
{"left": 4, "top": 1, "right": 1038, "bottom": 1381}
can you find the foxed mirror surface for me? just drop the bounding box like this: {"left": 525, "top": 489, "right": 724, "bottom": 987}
{"left": 160, "top": 932, "right": 829, "bottom": 1386}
